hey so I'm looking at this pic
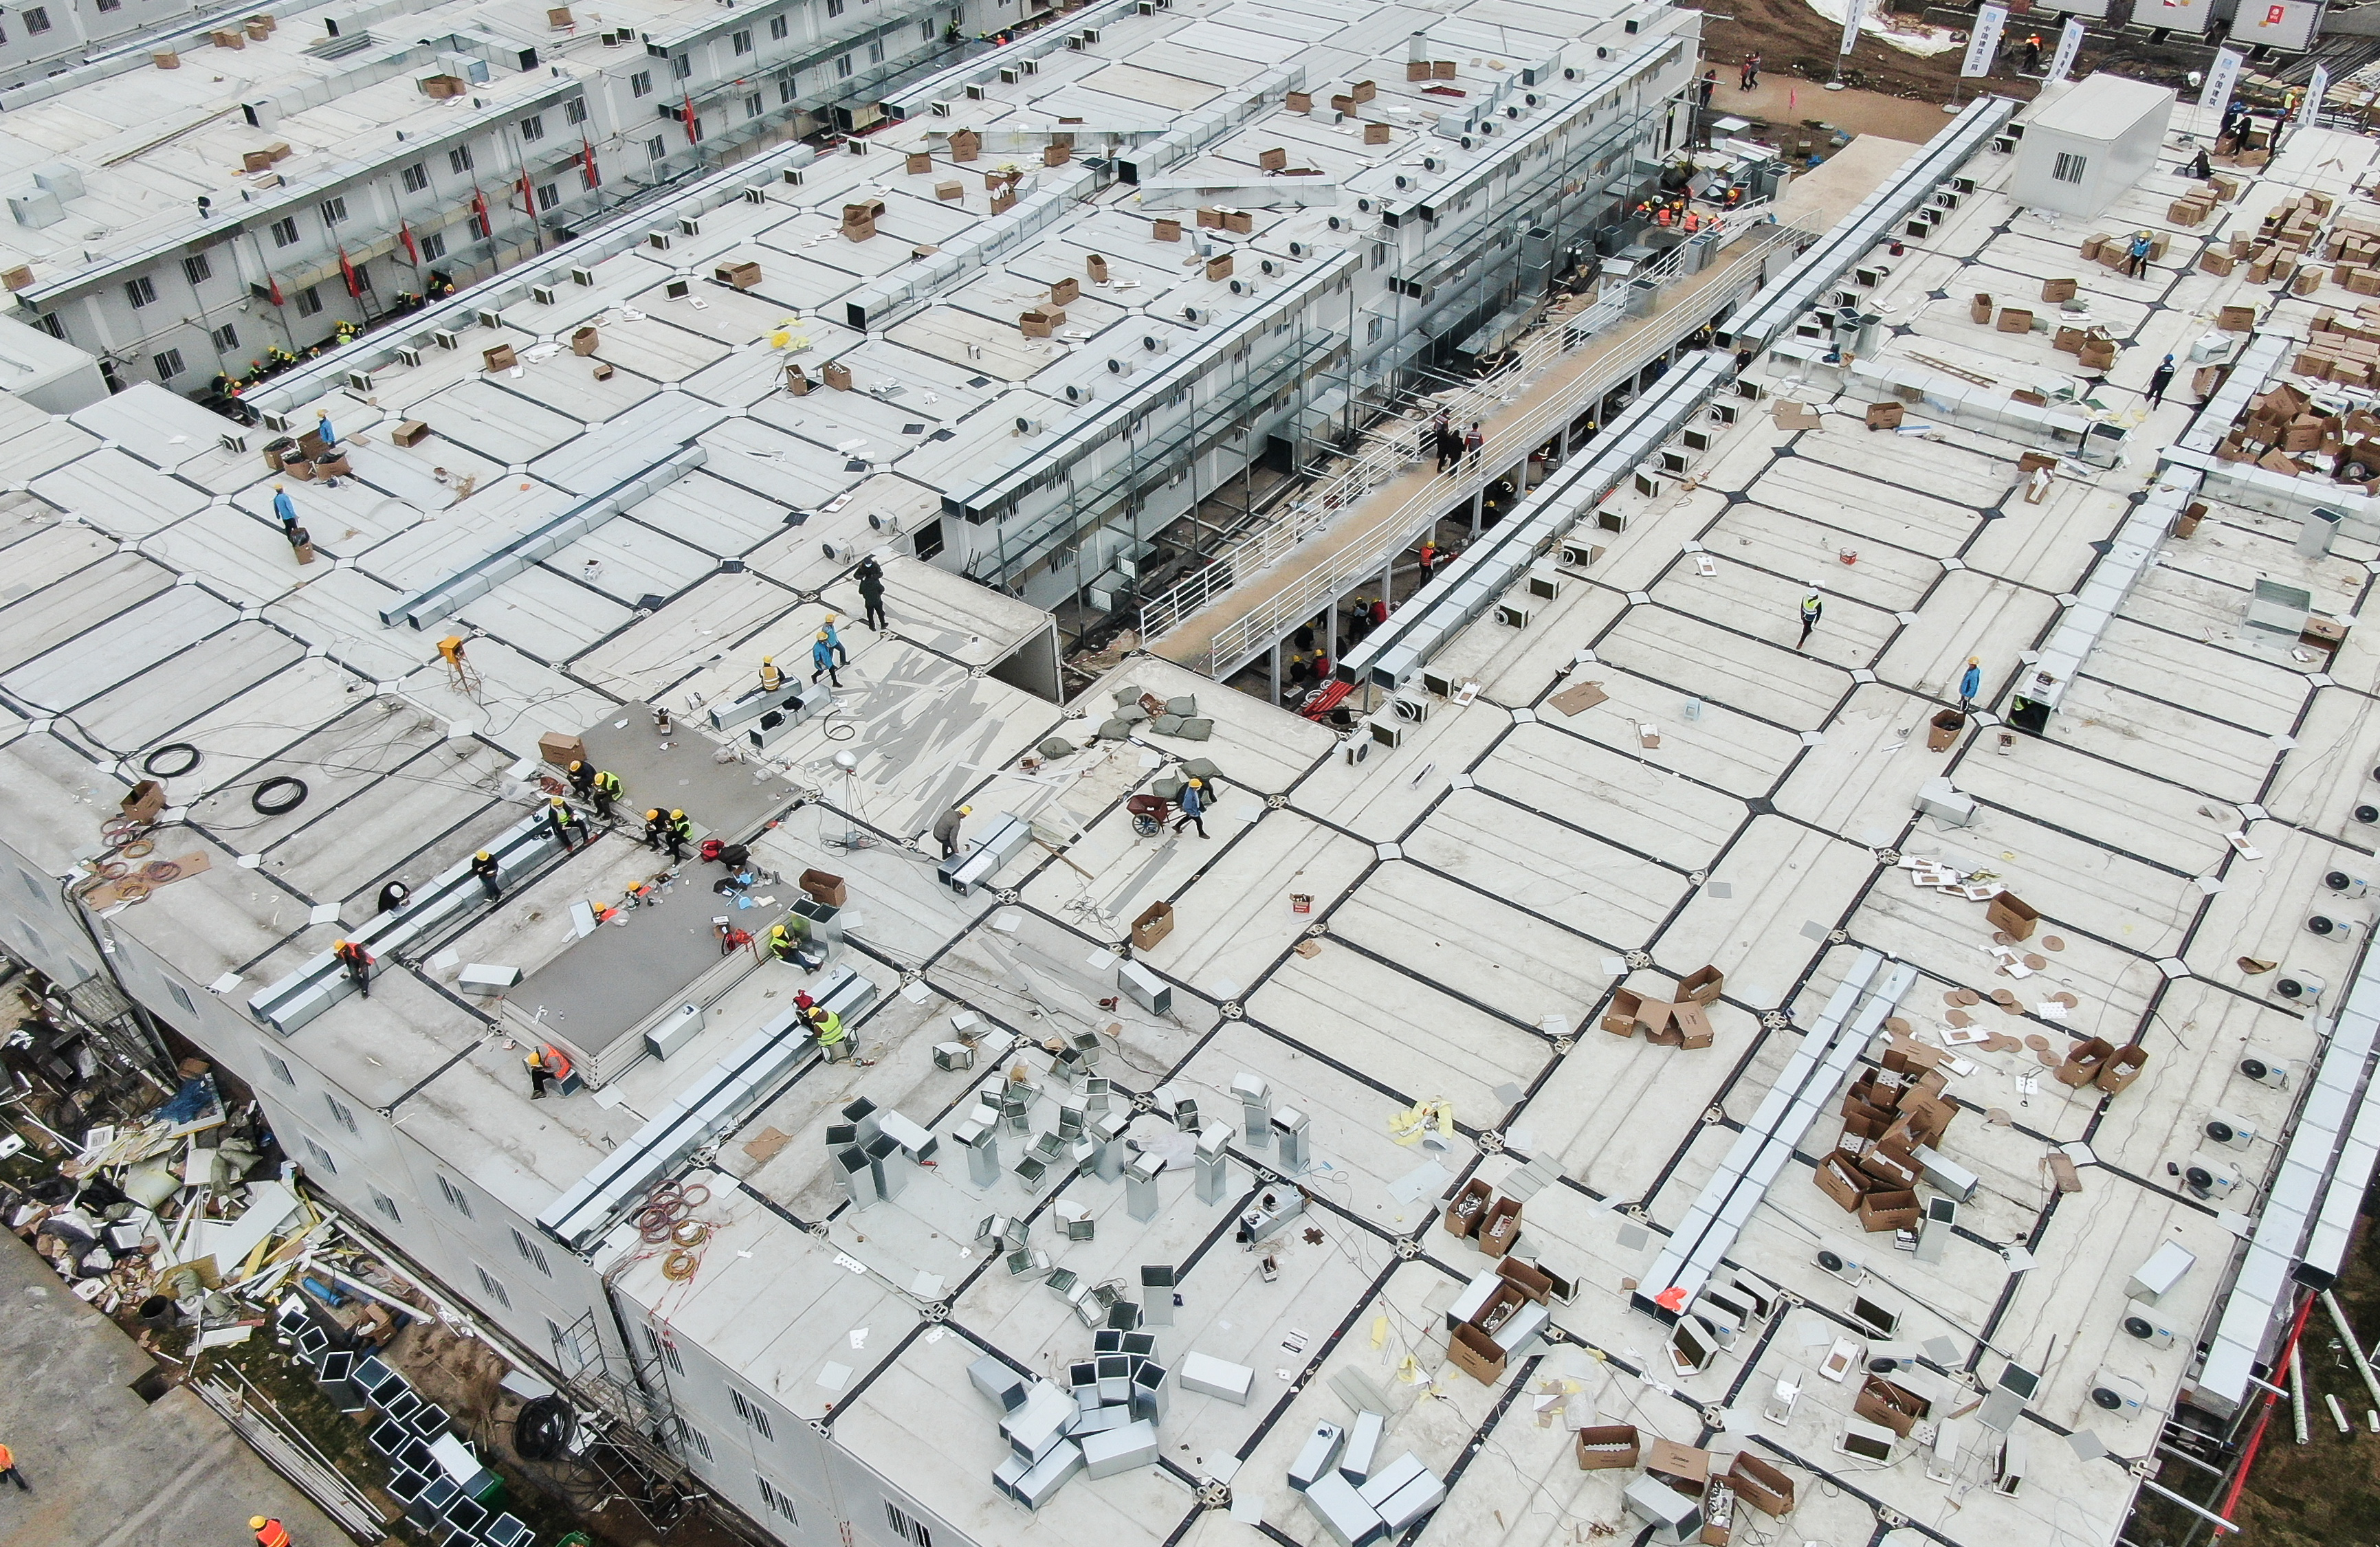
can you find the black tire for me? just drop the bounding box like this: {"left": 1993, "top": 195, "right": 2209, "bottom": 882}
{"left": 2342, "top": 460, "right": 2375, "bottom": 482}
{"left": 143, "top": 742, "right": 201, "bottom": 778}
{"left": 252, "top": 776, "right": 307, "bottom": 815}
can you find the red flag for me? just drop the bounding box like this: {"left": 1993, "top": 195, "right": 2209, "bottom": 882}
{"left": 518, "top": 168, "right": 535, "bottom": 214}
{"left": 683, "top": 92, "right": 699, "bottom": 144}
{"left": 580, "top": 136, "right": 600, "bottom": 190}
{"left": 338, "top": 246, "right": 361, "bottom": 298}
{"left": 470, "top": 186, "right": 490, "bottom": 238}
{"left": 399, "top": 223, "right": 419, "bottom": 263}
{"left": 267, "top": 276, "right": 283, "bottom": 307}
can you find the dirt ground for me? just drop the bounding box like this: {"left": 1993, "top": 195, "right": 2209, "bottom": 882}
{"left": 1688, "top": 0, "right": 2049, "bottom": 102}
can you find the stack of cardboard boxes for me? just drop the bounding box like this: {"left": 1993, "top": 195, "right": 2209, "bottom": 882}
{"left": 2211, "top": 381, "right": 2374, "bottom": 478}
{"left": 1814, "top": 1045, "right": 1956, "bottom": 1234}
{"left": 2327, "top": 204, "right": 2380, "bottom": 296}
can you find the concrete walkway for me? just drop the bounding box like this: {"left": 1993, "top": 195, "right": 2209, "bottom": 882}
{"left": 0, "top": 1233, "right": 349, "bottom": 1547}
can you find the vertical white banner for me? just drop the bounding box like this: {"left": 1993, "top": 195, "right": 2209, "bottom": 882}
{"left": 2201, "top": 47, "right": 2245, "bottom": 129}
{"left": 2047, "top": 16, "right": 2086, "bottom": 84}
{"left": 2302, "top": 63, "right": 2330, "bottom": 126}
{"left": 1961, "top": 5, "right": 2007, "bottom": 78}
{"left": 1839, "top": 0, "right": 1864, "bottom": 58}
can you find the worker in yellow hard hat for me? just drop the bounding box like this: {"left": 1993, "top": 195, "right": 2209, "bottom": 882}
{"left": 547, "top": 795, "right": 582, "bottom": 854}
{"left": 472, "top": 849, "right": 500, "bottom": 901}
{"left": 666, "top": 808, "right": 693, "bottom": 862}
{"left": 332, "top": 938, "right": 373, "bottom": 997}
{"left": 566, "top": 759, "right": 595, "bottom": 799}
{"left": 933, "top": 803, "right": 971, "bottom": 860}
{"left": 759, "top": 655, "right": 783, "bottom": 693}
{"left": 811, "top": 627, "right": 841, "bottom": 687}
{"left": 642, "top": 808, "right": 668, "bottom": 852}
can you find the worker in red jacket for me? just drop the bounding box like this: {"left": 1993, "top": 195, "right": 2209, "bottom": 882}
{"left": 332, "top": 939, "right": 373, "bottom": 998}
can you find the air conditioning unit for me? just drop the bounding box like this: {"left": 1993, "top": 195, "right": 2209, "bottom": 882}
{"left": 2122, "top": 1315, "right": 2177, "bottom": 1350}
{"left": 1106, "top": 357, "right": 1135, "bottom": 376}
{"left": 1000, "top": 65, "right": 1021, "bottom": 81}
{"left": 930, "top": 100, "right": 954, "bottom": 116}
{"left": 1527, "top": 572, "right": 1560, "bottom": 601}
{"left": 782, "top": 168, "right": 806, "bottom": 186}
{"left": 1182, "top": 305, "right": 1210, "bottom": 325}
{"left": 218, "top": 430, "right": 247, "bottom": 454}
{"left": 1495, "top": 602, "right": 1530, "bottom": 628}
{"left": 1327, "top": 215, "right": 1347, "bottom": 230}
{"left": 476, "top": 309, "right": 503, "bottom": 329}
{"left": 346, "top": 370, "right": 373, "bottom": 392}
{"left": 665, "top": 277, "right": 691, "bottom": 299}
{"left": 2238, "top": 1054, "right": 2291, "bottom": 1089}
{"left": 395, "top": 344, "right": 423, "bottom": 367}
{"left": 965, "top": 82, "right": 987, "bottom": 99}
{"left": 2328, "top": 870, "right": 2370, "bottom": 896}
{"left": 1814, "top": 1248, "right": 1864, "bottom": 1284}
{"left": 1143, "top": 335, "right": 1169, "bottom": 353}
{"left": 261, "top": 410, "right": 294, "bottom": 432}
{"left": 1422, "top": 155, "right": 1442, "bottom": 173}
{"left": 2203, "top": 1110, "right": 2258, "bottom": 1150}
{"left": 1259, "top": 258, "right": 1279, "bottom": 277}
{"left": 820, "top": 539, "right": 847, "bottom": 560}
{"left": 1854, "top": 264, "right": 1891, "bottom": 287}
{"left": 1390, "top": 695, "right": 1429, "bottom": 724}
{"left": 1420, "top": 668, "right": 1457, "bottom": 698}
{"left": 1369, "top": 720, "right": 1405, "bottom": 750}
{"left": 1394, "top": 175, "right": 1413, "bottom": 190}
{"left": 1659, "top": 448, "right": 1689, "bottom": 476}
{"left": 1711, "top": 401, "right": 1739, "bottom": 425}
{"left": 1633, "top": 471, "right": 1664, "bottom": 498}
{"left": 2183, "top": 1155, "right": 2243, "bottom": 1200}
{"left": 678, "top": 216, "right": 701, "bottom": 236}
{"left": 2275, "top": 968, "right": 2327, "bottom": 1003}
{"left": 2307, "top": 912, "right": 2364, "bottom": 943}
{"left": 1015, "top": 416, "right": 1045, "bottom": 436}
{"left": 868, "top": 512, "right": 901, "bottom": 534}
{"left": 742, "top": 186, "right": 768, "bottom": 205}
{"left": 1558, "top": 541, "right": 1602, "bottom": 568}
{"left": 1992, "top": 1430, "right": 2027, "bottom": 1497}
{"left": 1682, "top": 428, "right": 1713, "bottom": 453}
{"left": 432, "top": 329, "right": 461, "bottom": 350}
{"left": 1064, "top": 383, "right": 1096, "bottom": 404}
{"left": 1286, "top": 241, "right": 1308, "bottom": 258}
{"left": 2087, "top": 1371, "right": 2147, "bottom": 1417}
{"left": 1343, "top": 737, "right": 1369, "bottom": 766}
{"left": 1228, "top": 277, "right": 1259, "bottom": 296}
{"left": 532, "top": 285, "right": 556, "bottom": 304}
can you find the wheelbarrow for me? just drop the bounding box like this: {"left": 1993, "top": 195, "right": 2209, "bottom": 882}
{"left": 1127, "top": 794, "right": 1172, "bottom": 838}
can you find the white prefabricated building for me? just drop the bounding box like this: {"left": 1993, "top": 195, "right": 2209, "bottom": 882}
{"left": 2009, "top": 73, "right": 2179, "bottom": 221}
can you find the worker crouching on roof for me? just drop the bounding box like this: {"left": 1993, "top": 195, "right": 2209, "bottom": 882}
{"left": 333, "top": 939, "right": 373, "bottom": 998}
{"left": 525, "top": 1043, "right": 573, "bottom": 1099}
{"left": 667, "top": 809, "right": 693, "bottom": 862}
{"left": 472, "top": 850, "right": 500, "bottom": 901}
{"left": 643, "top": 808, "right": 668, "bottom": 852}
{"left": 547, "top": 797, "right": 583, "bottom": 854}
{"left": 590, "top": 767, "right": 621, "bottom": 820}
{"left": 808, "top": 1003, "right": 851, "bottom": 1062}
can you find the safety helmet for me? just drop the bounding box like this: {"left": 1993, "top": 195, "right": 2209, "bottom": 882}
{"left": 251, "top": 1520, "right": 269, "bottom": 1531}
{"left": 824, "top": 613, "right": 836, "bottom": 623}
{"left": 550, "top": 796, "right": 565, "bottom": 806}
{"left": 762, "top": 655, "right": 774, "bottom": 665}
{"left": 646, "top": 808, "right": 662, "bottom": 821}
{"left": 569, "top": 760, "right": 583, "bottom": 771}
{"left": 332, "top": 939, "right": 348, "bottom": 949}
{"left": 475, "top": 850, "right": 491, "bottom": 861}
{"left": 959, "top": 804, "right": 973, "bottom": 814}
{"left": 1968, "top": 656, "right": 1981, "bottom": 667}
{"left": 817, "top": 630, "right": 830, "bottom": 641}
{"left": 671, "top": 809, "right": 685, "bottom": 820}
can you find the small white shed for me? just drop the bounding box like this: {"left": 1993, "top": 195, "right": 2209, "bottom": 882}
{"left": 2009, "top": 74, "right": 2177, "bottom": 221}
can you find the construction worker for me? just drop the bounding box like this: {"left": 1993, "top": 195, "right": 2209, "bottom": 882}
{"left": 272, "top": 483, "right": 298, "bottom": 535}
{"left": 1798, "top": 586, "right": 1823, "bottom": 649}
{"left": 0, "top": 1438, "right": 28, "bottom": 1491}
{"left": 251, "top": 1518, "right": 290, "bottom": 1547}
{"left": 333, "top": 939, "right": 373, "bottom": 998}
{"left": 1174, "top": 777, "right": 1210, "bottom": 839}
{"left": 566, "top": 759, "right": 595, "bottom": 799}
{"left": 766, "top": 922, "right": 798, "bottom": 963}
{"left": 1959, "top": 657, "right": 1983, "bottom": 713}
{"left": 811, "top": 628, "right": 842, "bottom": 688}
{"left": 1288, "top": 654, "right": 1312, "bottom": 691}
{"left": 471, "top": 850, "right": 500, "bottom": 901}
{"left": 857, "top": 555, "right": 888, "bottom": 630}
{"left": 547, "top": 797, "right": 582, "bottom": 854}
{"left": 822, "top": 614, "right": 850, "bottom": 666}
{"left": 643, "top": 808, "right": 669, "bottom": 852}
{"left": 666, "top": 809, "right": 693, "bottom": 862}
{"left": 1655, "top": 202, "right": 1674, "bottom": 227}
{"left": 315, "top": 412, "right": 337, "bottom": 450}
{"left": 1682, "top": 208, "right": 1702, "bottom": 234}
{"left": 808, "top": 1003, "right": 849, "bottom": 1060}
{"left": 525, "top": 1043, "right": 571, "bottom": 1099}
{"left": 591, "top": 767, "right": 621, "bottom": 819}
{"left": 934, "top": 803, "right": 971, "bottom": 860}
{"left": 759, "top": 655, "right": 784, "bottom": 693}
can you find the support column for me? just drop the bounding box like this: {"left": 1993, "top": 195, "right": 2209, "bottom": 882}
{"left": 1470, "top": 487, "right": 1485, "bottom": 539}
{"left": 1269, "top": 638, "right": 1282, "bottom": 704}
{"left": 1326, "top": 604, "right": 1338, "bottom": 676}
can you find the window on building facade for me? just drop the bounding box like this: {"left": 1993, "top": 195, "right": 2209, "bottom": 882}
{"left": 885, "top": 1500, "right": 932, "bottom": 1547}
{"left": 450, "top": 145, "right": 474, "bottom": 174}
{"left": 25, "top": 8, "right": 51, "bottom": 32}
{"left": 2051, "top": 151, "right": 2087, "bottom": 184}
{"left": 745, "top": 91, "right": 762, "bottom": 118}
{"left": 511, "top": 1227, "right": 551, "bottom": 1275}
{"left": 211, "top": 322, "right": 239, "bottom": 352}
{"left": 473, "top": 1264, "right": 511, "bottom": 1309}
{"left": 299, "top": 1135, "right": 336, "bottom": 1174}
{"left": 269, "top": 216, "right": 299, "bottom": 246}
{"left": 836, "top": 53, "right": 851, "bottom": 77}
{"left": 294, "top": 285, "right": 322, "bottom": 316}
{"left": 731, "top": 27, "right": 751, "bottom": 52}
{"left": 401, "top": 162, "right": 428, "bottom": 192}
{"left": 520, "top": 113, "right": 545, "bottom": 142}
{"left": 320, "top": 196, "right": 346, "bottom": 227}
{"left": 182, "top": 254, "right": 211, "bottom": 285}
{"left": 758, "top": 1478, "right": 799, "bottom": 1522}
{"left": 437, "top": 1174, "right": 474, "bottom": 1216}
{"left": 671, "top": 53, "right": 692, "bottom": 78}
{"left": 729, "top": 1388, "right": 775, "bottom": 1440}
{"left": 646, "top": 135, "right": 667, "bottom": 162}
{"left": 536, "top": 181, "right": 560, "bottom": 210}
{"left": 770, "top": 14, "right": 788, "bottom": 38}
{"left": 324, "top": 1093, "right": 357, "bottom": 1133}
{"left": 779, "top": 76, "right": 797, "bottom": 104}
{"left": 676, "top": 1422, "right": 712, "bottom": 1462}
{"left": 565, "top": 97, "right": 588, "bottom": 124}
{"left": 417, "top": 230, "right": 447, "bottom": 261}
{"left": 826, "top": 0, "right": 844, "bottom": 16}
{"left": 867, "top": 38, "right": 883, "bottom": 63}
{"left": 370, "top": 1188, "right": 401, "bottom": 1223}
{"left": 630, "top": 69, "right": 652, "bottom": 96}
{"left": 124, "top": 276, "right": 155, "bottom": 307}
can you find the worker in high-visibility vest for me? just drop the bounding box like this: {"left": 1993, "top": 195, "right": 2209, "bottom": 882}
{"left": 766, "top": 923, "right": 799, "bottom": 963}
{"left": 251, "top": 1517, "right": 292, "bottom": 1547}
{"left": 0, "top": 1439, "right": 27, "bottom": 1491}
{"left": 590, "top": 768, "right": 622, "bottom": 820}
{"left": 526, "top": 1043, "right": 572, "bottom": 1100}
{"left": 808, "top": 1004, "right": 848, "bottom": 1060}
{"left": 666, "top": 809, "right": 694, "bottom": 862}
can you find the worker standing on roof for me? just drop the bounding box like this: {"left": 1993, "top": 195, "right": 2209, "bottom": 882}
{"left": 314, "top": 413, "right": 336, "bottom": 450}
{"left": 471, "top": 850, "right": 501, "bottom": 901}
{"left": 566, "top": 759, "right": 595, "bottom": 799}
{"left": 1959, "top": 657, "right": 1983, "bottom": 712}
{"left": 251, "top": 1517, "right": 291, "bottom": 1547}
{"left": 0, "top": 1438, "right": 30, "bottom": 1491}
{"left": 547, "top": 797, "right": 583, "bottom": 854}
{"left": 857, "top": 555, "right": 888, "bottom": 631}
{"left": 758, "top": 656, "right": 784, "bottom": 693}
{"left": 666, "top": 809, "right": 693, "bottom": 862}
{"left": 934, "top": 803, "right": 971, "bottom": 861}
{"left": 811, "top": 629, "right": 842, "bottom": 688}
{"left": 1174, "top": 777, "right": 1210, "bottom": 839}
{"left": 2146, "top": 354, "right": 2176, "bottom": 407}
{"left": 333, "top": 939, "right": 373, "bottom": 999}
{"left": 272, "top": 484, "right": 298, "bottom": 536}
{"left": 591, "top": 768, "right": 621, "bottom": 820}
{"left": 822, "top": 614, "right": 850, "bottom": 667}
{"left": 1798, "top": 586, "right": 1823, "bottom": 650}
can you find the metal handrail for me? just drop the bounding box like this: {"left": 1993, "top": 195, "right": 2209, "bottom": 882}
{"left": 1154, "top": 221, "right": 1803, "bottom": 676}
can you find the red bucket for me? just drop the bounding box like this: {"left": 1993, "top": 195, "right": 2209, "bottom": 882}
{"left": 1290, "top": 893, "right": 1313, "bottom": 914}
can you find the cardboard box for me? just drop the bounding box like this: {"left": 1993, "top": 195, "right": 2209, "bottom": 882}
{"left": 1132, "top": 900, "right": 1174, "bottom": 952}
{"left": 1044, "top": 142, "right": 1072, "bottom": 166}
{"left": 1602, "top": 988, "right": 1644, "bottom": 1036}
{"left": 1864, "top": 401, "right": 1904, "bottom": 430}
{"left": 1857, "top": 1142, "right": 1920, "bottom": 1191}
{"left": 1814, "top": 1150, "right": 1869, "bottom": 1212}
{"left": 243, "top": 149, "right": 275, "bottom": 172}
{"left": 950, "top": 129, "right": 980, "bottom": 161}
{"left": 2078, "top": 235, "right": 2106, "bottom": 261}
{"left": 567, "top": 325, "right": 599, "bottom": 357}
{"left": 2217, "top": 303, "right": 2257, "bottom": 332}
{"left": 1434, "top": 60, "right": 1456, "bottom": 78}
{"left": 821, "top": 359, "right": 853, "bottom": 390}
{"left": 716, "top": 260, "right": 762, "bottom": 289}
{"left": 392, "top": 419, "right": 430, "bottom": 447}
{"left": 211, "top": 27, "right": 244, "bottom": 47}
{"left": 1222, "top": 210, "right": 1252, "bottom": 234}
{"left": 1995, "top": 307, "right": 2033, "bottom": 333}
{"left": 1928, "top": 709, "right": 1966, "bottom": 750}
{"left": 905, "top": 151, "right": 932, "bottom": 175}
{"left": 2078, "top": 337, "right": 2116, "bottom": 371}
{"left": 1728, "top": 1454, "right": 1794, "bottom": 1517}
{"left": 1677, "top": 966, "right": 1723, "bottom": 1004}
{"left": 1258, "top": 146, "right": 1288, "bottom": 170}
{"left": 989, "top": 189, "right": 1016, "bottom": 214}
{"left": 122, "top": 780, "right": 167, "bottom": 823}
{"left": 1970, "top": 293, "right": 1994, "bottom": 324}
{"left": 1649, "top": 1001, "right": 1713, "bottom": 1050}
{"left": 1855, "top": 1376, "right": 1930, "bottom": 1436}
{"left": 1196, "top": 208, "right": 1224, "bottom": 230}
{"left": 313, "top": 452, "right": 351, "bottom": 478}
{"left": 1205, "top": 254, "right": 1234, "bottom": 280}
{"left": 799, "top": 869, "right": 846, "bottom": 907}
{"left": 2055, "top": 1036, "right": 2115, "bottom": 1088}
{"left": 1153, "top": 218, "right": 1181, "bottom": 241}
{"left": 539, "top": 732, "right": 588, "bottom": 767}
{"left": 592, "top": 362, "right": 614, "bottom": 381}
{"left": 483, "top": 344, "right": 517, "bottom": 372}
{"left": 1286, "top": 91, "right": 1311, "bottom": 112}
{"left": 2097, "top": 1045, "right": 2149, "bottom": 1095}
{"left": 2051, "top": 325, "right": 2084, "bottom": 355}
{"left": 2297, "top": 267, "right": 2328, "bottom": 296}
{"left": 1478, "top": 1198, "right": 1521, "bottom": 1255}
{"left": 1445, "top": 1179, "right": 1492, "bottom": 1237}
{"left": 935, "top": 180, "right": 962, "bottom": 201}
{"left": 1019, "top": 307, "right": 1064, "bottom": 337}
{"left": 1575, "top": 1425, "right": 1641, "bottom": 1471}
{"left": 1448, "top": 1323, "right": 1505, "bottom": 1384}
{"left": 1358, "top": 121, "right": 1387, "bottom": 146}
{"left": 1050, "top": 276, "right": 1080, "bottom": 305}
{"left": 841, "top": 205, "right": 877, "bottom": 241}
{"left": 2040, "top": 277, "right": 2078, "bottom": 302}
{"left": 1495, "top": 1256, "right": 1554, "bottom": 1302}
{"left": 1858, "top": 1190, "right": 1920, "bottom": 1233}
{"left": 2200, "top": 249, "right": 2236, "bottom": 278}
{"left": 1985, "top": 891, "right": 2038, "bottom": 939}
{"left": 1085, "top": 254, "right": 1108, "bottom": 283}
{"left": 1644, "top": 1439, "right": 1710, "bottom": 1492}
{"left": 1351, "top": 79, "right": 1376, "bottom": 103}
{"left": 2168, "top": 199, "right": 2210, "bottom": 226}
{"left": 422, "top": 74, "right": 464, "bottom": 97}
{"left": 1407, "top": 60, "right": 1432, "bottom": 80}
{"left": 154, "top": 49, "right": 179, "bottom": 67}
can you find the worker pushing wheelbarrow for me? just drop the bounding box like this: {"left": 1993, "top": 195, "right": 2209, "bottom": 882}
{"left": 1127, "top": 792, "right": 1173, "bottom": 840}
